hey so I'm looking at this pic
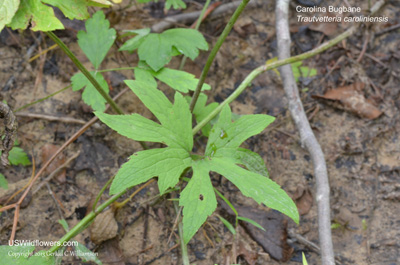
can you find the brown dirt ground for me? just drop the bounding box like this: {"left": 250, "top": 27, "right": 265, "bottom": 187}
{"left": 0, "top": 0, "right": 399, "bottom": 264}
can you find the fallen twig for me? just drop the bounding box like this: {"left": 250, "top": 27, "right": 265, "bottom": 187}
{"left": 151, "top": 0, "right": 263, "bottom": 32}
{"left": 33, "top": 151, "right": 81, "bottom": 194}
{"left": 275, "top": 0, "right": 334, "bottom": 264}
{"left": 16, "top": 112, "right": 87, "bottom": 125}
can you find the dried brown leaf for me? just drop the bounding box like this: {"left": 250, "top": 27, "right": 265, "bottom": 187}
{"left": 292, "top": 184, "right": 313, "bottom": 216}
{"left": 313, "top": 82, "right": 383, "bottom": 119}
{"left": 90, "top": 208, "right": 118, "bottom": 245}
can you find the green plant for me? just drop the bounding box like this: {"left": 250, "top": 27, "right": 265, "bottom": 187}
{"left": 0, "top": 141, "right": 31, "bottom": 190}
{"left": 0, "top": 142, "right": 31, "bottom": 167}
{"left": 95, "top": 78, "right": 298, "bottom": 242}
{"left": 0, "top": 0, "right": 357, "bottom": 263}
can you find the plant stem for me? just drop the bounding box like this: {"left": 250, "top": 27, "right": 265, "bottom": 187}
{"left": 45, "top": 31, "right": 124, "bottom": 115}
{"left": 174, "top": 201, "right": 190, "bottom": 265}
{"left": 98, "top": 67, "right": 136, "bottom": 72}
{"left": 192, "top": 25, "right": 356, "bottom": 135}
{"left": 179, "top": 0, "right": 211, "bottom": 70}
{"left": 189, "top": 0, "right": 250, "bottom": 112}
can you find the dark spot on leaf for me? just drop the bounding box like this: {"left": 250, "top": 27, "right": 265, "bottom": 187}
{"left": 199, "top": 194, "right": 204, "bottom": 201}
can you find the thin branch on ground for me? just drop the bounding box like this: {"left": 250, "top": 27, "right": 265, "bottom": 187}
{"left": 151, "top": 0, "right": 263, "bottom": 33}
{"left": 33, "top": 151, "right": 81, "bottom": 194}
{"left": 16, "top": 113, "right": 87, "bottom": 125}
{"left": 275, "top": 0, "right": 334, "bottom": 264}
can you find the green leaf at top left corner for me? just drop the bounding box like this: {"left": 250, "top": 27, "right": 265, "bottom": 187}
{"left": 7, "top": 0, "right": 64, "bottom": 31}
{"left": 71, "top": 71, "right": 109, "bottom": 112}
{"left": 0, "top": 0, "right": 20, "bottom": 32}
{"left": 77, "top": 11, "right": 116, "bottom": 69}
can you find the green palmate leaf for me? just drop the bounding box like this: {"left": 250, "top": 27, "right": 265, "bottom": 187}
{"left": 77, "top": 11, "right": 116, "bottom": 69}
{"left": 165, "top": 0, "right": 186, "bottom": 9}
{"left": 180, "top": 160, "right": 217, "bottom": 243}
{"left": 8, "top": 146, "right": 31, "bottom": 166}
{"left": 190, "top": 93, "right": 218, "bottom": 137}
{"left": 0, "top": 0, "right": 19, "bottom": 32}
{"left": 163, "top": 29, "right": 208, "bottom": 61}
{"left": 120, "top": 28, "right": 208, "bottom": 71}
{"left": 1, "top": 245, "right": 34, "bottom": 265}
{"left": 137, "top": 34, "right": 172, "bottom": 72}
{"left": 0, "top": 173, "right": 8, "bottom": 189}
{"left": 97, "top": 78, "right": 297, "bottom": 243}
{"left": 134, "top": 67, "right": 157, "bottom": 88}
{"left": 135, "top": 67, "right": 211, "bottom": 93}
{"left": 126, "top": 80, "right": 193, "bottom": 151}
{"left": 0, "top": 245, "right": 55, "bottom": 265}
{"left": 71, "top": 71, "right": 109, "bottom": 112}
{"left": 7, "top": 0, "right": 64, "bottom": 31}
{"left": 209, "top": 157, "right": 299, "bottom": 224}
{"left": 108, "top": 148, "right": 191, "bottom": 195}
{"left": 95, "top": 80, "right": 193, "bottom": 195}
{"left": 205, "top": 105, "right": 275, "bottom": 157}
{"left": 204, "top": 105, "right": 299, "bottom": 224}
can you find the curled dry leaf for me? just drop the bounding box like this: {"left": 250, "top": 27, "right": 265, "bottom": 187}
{"left": 90, "top": 208, "right": 118, "bottom": 245}
{"left": 41, "top": 144, "right": 66, "bottom": 183}
{"left": 313, "top": 82, "right": 383, "bottom": 119}
{"left": 292, "top": 183, "right": 313, "bottom": 216}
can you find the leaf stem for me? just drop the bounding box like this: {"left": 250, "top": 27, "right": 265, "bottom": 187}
{"left": 97, "top": 67, "right": 136, "bottom": 72}
{"left": 174, "top": 201, "right": 190, "bottom": 265}
{"left": 45, "top": 31, "right": 124, "bottom": 115}
{"left": 192, "top": 25, "right": 356, "bottom": 135}
{"left": 189, "top": 0, "right": 250, "bottom": 112}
